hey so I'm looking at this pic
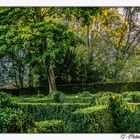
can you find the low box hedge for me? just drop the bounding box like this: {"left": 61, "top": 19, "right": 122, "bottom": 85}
{"left": 34, "top": 120, "right": 64, "bottom": 133}
{"left": 18, "top": 102, "right": 90, "bottom": 122}
{"left": 13, "top": 96, "right": 93, "bottom": 104}
{"left": 110, "top": 95, "right": 140, "bottom": 133}
{"left": 70, "top": 105, "right": 114, "bottom": 133}
{"left": 122, "top": 92, "right": 140, "bottom": 103}
{"left": 0, "top": 108, "right": 35, "bottom": 133}
{"left": 92, "top": 92, "right": 121, "bottom": 106}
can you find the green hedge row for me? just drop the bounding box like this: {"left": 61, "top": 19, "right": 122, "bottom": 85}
{"left": 70, "top": 105, "right": 114, "bottom": 133}
{"left": 110, "top": 95, "right": 140, "bottom": 133}
{"left": 18, "top": 103, "right": 90, "bottom": 122}
{"left": 34, "top": 120, "right": 64, "bottom": 133}
{"left": 15, "top": 97, "right": 93, "bottom": 104}
{"left": 0, "top": 108, "right": 35, "bottom": 133}
{"left": 122, "top": 92, "right": 140, "bottom": 103}
{"left": 2, "top": 82, "right": 140, "bottom": 95}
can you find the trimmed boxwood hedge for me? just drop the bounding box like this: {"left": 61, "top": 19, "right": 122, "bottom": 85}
{"left": 34, "top": 120, "right": 64, "bottom": 133}
{"left": 0, "top": 108, "right": 35, "bottom": 133}
{"left": 91, "top": 92, "right": 121, "bottom": 106}
{"left": 122, "top": 92, "right": 140, "bottom": 103}
{"left": 18, "top": 102, "right": 90, "bottom": 122}
{"left": 2, "top": 82, "right": 140, "bottom": 95}
{"left": 110, "top": 95, "right": 140, "bottom": 133}
{"left": 70, "top": 105, "right": 114, "bottom": 133}
{"left": 15, "top": 96, "right": 93, "bottom": 104}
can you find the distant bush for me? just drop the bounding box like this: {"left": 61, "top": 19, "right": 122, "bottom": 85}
{"left": 78, "top": 91, "right": 93, "bottom": 97}
{"left": 51, "top": 91, "right": 65, "bottom": 103}
{"left": 35, "top": 94, "right": 45, "bottom": 98}
{"left": 34, "top": 120, "right": 64, "bottom": 133}
{"left": 0, "top": 108, "right": 35, "bottom": 133}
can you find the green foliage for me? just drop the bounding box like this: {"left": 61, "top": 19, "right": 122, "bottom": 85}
{"left": 35, "top": 94, "right": 45, "bottom": 98}
{"left": 18, "top": 102, "right": 90, "bottom": 122}
{"left": 56, "top": 82, "right": 140, "bottom": 94}
{"left": 51, "top": 91, "right": 65, "bottom": 103}
{"left": 92, "top": 92, "right": 120, "bottom": 106}
{"left": 0, "top": 92, "right": 18, "bottom": 109}
{"left": 110, "top": 95, "right": 140, "bottom": 132}
{"left": 34, "top": 120, "right": 64, "bottom": 133}
{"left": 78, "top": 91, "right": 93, "bottom": 97}
{"left": 0, "top": 108, "right": 35, "bottom": 133}
{"left": 122, "top": 92, "right": 140, "bottom": 103}
{"left": 13, "top": 97, "right": 49, "bottom": 103}
{"left": 63, "top": 96, "right": 93, "bottom": 104}
{"left": 71, "top": 105, "right": 113, "bottom": 133}
{"left": 0, "top": 92, "right": 35, "bottom": 133}
{"left": 60, "top": 8, "right": 103, "bottom": 25}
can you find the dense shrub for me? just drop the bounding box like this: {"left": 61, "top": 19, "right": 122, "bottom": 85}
{"left": 129, "top": 103, "right": 140, "bottom": 111}
{"left": 122, "top": 92, "right": 140, "bottom": 103}
{"left": 18, "top": 102, "right": 90, "bottom": 122}
{"left": 110, "top": 95, "right": 140, "bottom": 132}
{"left": 70, "top": 105, "right": 114, "bottom": 133}
{"left": 78, "top": 91, "right": 93, "bottom": 97}
{"left": 1, "top": 82, "right": 140, "bottom": 95}
{"left": 0, "top": 108, "right": 35, "bottom": 133}
{"left": 35, "top": 94, "right": 46, "bottom": 98}
{"left": 34, "top": 120, "right": 64, "bottom": 133}
{"left": 91, "top": 92, "right": 120, "bottom": 106}
{"left": 50, "top": 91, "right": 65, "bottom": 103}
{"left": 0, "top": 92, "right": 18, "bottom": 109}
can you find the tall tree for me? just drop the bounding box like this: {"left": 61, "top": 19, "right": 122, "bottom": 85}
{"left": 0, "top": 8, "right": 82, "bottom": 93}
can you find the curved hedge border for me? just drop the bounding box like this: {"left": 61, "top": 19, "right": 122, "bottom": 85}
{"left": 70, "top": 105, "right": 114, "bottom": 133}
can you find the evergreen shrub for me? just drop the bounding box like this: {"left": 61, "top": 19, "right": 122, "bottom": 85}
{"left": 0, "top": 108, "right": 35, "bottom": 133}
{"left": 34, "top": 120, "right": 64, "bottom": 133}
{"left": 70, "top": 105, "right": 114, "bottom": 133}
{"left": 110, "top": 95, "right": 140, "bottom": 132}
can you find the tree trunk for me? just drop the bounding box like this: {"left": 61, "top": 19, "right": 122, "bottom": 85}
{"left": 46, "top": 63, "right": 56, "bottom": 93}
{"left": 87, "top": 25, "right": 91, "bottom": 49}
{"left": 28, "top": 66, "right": 33, "bottom": 88}
{"left": 18, "top": 63, "right": 24, "bottom": 89}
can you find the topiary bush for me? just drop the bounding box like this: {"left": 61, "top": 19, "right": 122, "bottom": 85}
{"left": 70, "top": 105, "right": 114, "bottom": 133}
{"left": 78, "top": 91, "right": 93, "bottom": 97}
{"left": 0, "top": 108, "right": 35, "bottom": 133}
{"left": 35, "top": 94, "right": 46, "bottom": 98}
{"left": 50, "top": 91, "right": 65, "bottom": 103}
{"left": 34, "top": 120, "right": 64, "bottom": 133}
